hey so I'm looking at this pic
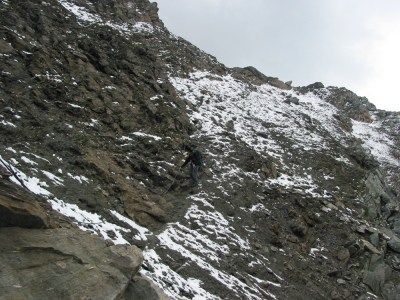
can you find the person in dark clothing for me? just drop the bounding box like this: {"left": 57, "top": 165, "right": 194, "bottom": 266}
{"left": 181, "top": 147, "right": 202, "bottom": 186}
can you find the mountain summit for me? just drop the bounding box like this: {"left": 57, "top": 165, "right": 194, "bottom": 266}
{"left": 1, "top": 0, "right": 399, "bottom": 299}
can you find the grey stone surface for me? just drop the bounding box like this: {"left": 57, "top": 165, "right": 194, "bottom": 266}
{"left": 0, "top": 227, "right": 143, "bottom": 300}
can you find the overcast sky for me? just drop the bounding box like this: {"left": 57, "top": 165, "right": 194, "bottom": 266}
{"left": 156, "top": 0, "right": 400, "bottom": 112}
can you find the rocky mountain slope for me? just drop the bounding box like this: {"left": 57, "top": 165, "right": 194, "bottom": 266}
{"left": 1, "top": 0, "right": 399, "bottom": 299}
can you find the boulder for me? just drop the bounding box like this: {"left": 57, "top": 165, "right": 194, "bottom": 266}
{"left": 0, "top": 227, "right": 144, "bottom": 300}
{"left": 349, "top": 142, "right": 379, "bottom": 170}
{"left": 231, "top": 66, "right": 291, "bottom": 89}
{"left": 289, "top": 220, "right": 308, "bottom": 237}
{"left": 344, "top": 240, "right": 363, "bottom": 257}
{"left": 382, "top": 282, "right": 400, "bottom": 300}
{"left": 389, "top": 215, "right": 400, "bottom": 235}
{"left": 284, "top": 96, "right": 300, "bottom": 105}
{"left": 369, "top": 233, "right": 380, "bottom": 247}
{"left": 388, "top": 237, "right": 400, "bottom": 253}
{"left": 260, "top": 161, "right": 278, "bottom": 179}
{"left": 0, "top": 180, "right": 49, "bottom": 228}
{"left": 337, "top": 248, "right": 350, "bottom": 261}
{"left": 307, "top": 82, "right": 324, "bottom": 89}
{"left": 364, "top": 170, "right": 397, "bottom": 219}
{"left": 363, "top": 254, "right": 392, "bottom": 295}
{"left": 362, "top": 239, "right": 381, "bottom": 255}
{"left": 332, "top": 114, "right": 352, "bottom": 132}
{"left": 325, "top": 88, "right": 376, "bottom": 123}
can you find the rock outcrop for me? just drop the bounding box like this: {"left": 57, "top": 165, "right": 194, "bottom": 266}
{"left": 0, "top": 180, "right": 49, "bottom": 228}
{"left": 0, "top": 227, "right": 143, "bottom": 299}
{"left": 0, "top": 176, "right": 168, "bottom": 299}
{"left": 232, "top": 66, "right": 292, "bottom": 89}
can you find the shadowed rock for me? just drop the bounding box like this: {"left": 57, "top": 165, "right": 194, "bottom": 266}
{"left": 0, "top": 180, "right": 49, "bottom": 228}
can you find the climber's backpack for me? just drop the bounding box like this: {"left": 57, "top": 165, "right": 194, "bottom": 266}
{"left": 192, "top": 150, "right": 203, "bottom": 166}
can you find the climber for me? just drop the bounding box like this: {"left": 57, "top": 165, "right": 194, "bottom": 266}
{"left": 180, "top": 146, "right": 203, "bottom": 186}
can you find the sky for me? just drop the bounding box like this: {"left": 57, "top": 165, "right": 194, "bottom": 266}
{"left": 156, "top": 0, "right": 400, "bottom": 112}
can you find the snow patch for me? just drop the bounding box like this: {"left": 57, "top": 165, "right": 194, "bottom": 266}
{"left": 132, "top": 131, "right": 162, "bottom": 141}
{"left": 352, "top": 119, "right": 398, "bottom": 167}
{"left": 67, "top": 173, "right": 89, "bottom": 183}
{"left": 58, "top": 0, "right": 154, "bottom": 34}
{"left": 142, "top": 250, "right": 220, "bottom": 300}
{"left": 110, "top": 210, "right": 150, "bottom": 241}
{"left": 50, "top": 199, "right": 131, "bottom": 245}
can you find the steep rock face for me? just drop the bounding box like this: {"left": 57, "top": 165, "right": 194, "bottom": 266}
{"left": 317, "top": 86, "right": 376, "bottom": 123}
{"left": 0, "top": 179, "right": 49, "bottom": 228}
{"left": 297, "top": 84, "right": 390, "bottom": 133}
{"left": 231, "top": 66, "right": 291, "bottom": 89}
{"left": 0, "top": 0, "right": 191, "bottom": 230}
{"left": 0, "top": 175, "right": 167, "bottom": 300}
{"left": 0, "top": 226, "right": 144, "bottom": 299}
{"left": 1, "top": 0, "right": 400, "bottom": 300}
